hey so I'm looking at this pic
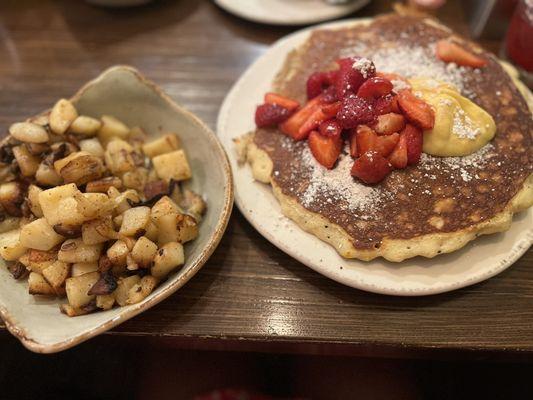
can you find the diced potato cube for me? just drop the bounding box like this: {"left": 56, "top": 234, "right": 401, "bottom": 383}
{"left": 39, "top": 184, "right": 82, "bottom": 226}
{"left": 97, "top": 115, "right": 130, "bottom": 145}
{"left": 122, "top": 168, "right": 148, "bottom": 192}
{"left": 49, "top": 99, "right": 78, "bottom": 135}
{"left": 75, "top": 192, "right": 113, "bottom": 220}
{"left": 0, "top": 182, "right": 25, "bottom": 216}
{"left": 20, "top": 218, "right": 65, "bottom": 251}
{"left": 65, "top": 271, "right": 99, "bottom": 308}
{"left": 69, "top": 115, "right": 102, "bottom": 136}
{"left": 181, "top": 189, "right": 207, "bottom": 219}
{"left": 112, "top": 189, "right": 140, "bottom": 215}
{"left": 0, "top": 217, "right": 21, "bottom": 234}
{"left": 119, "top": 207, "right": 151, "bottom": 237}
{"left": 155, "top": 213, "right": 179, "bottom": 245}
{"left": 114, "top": 275, "right": 141, "bottom": 306}
{"left": 151, "top": 242, "right": 184, "bottom": 279}
{"left": 96, "top": 294, "right": 115, "bottom": 310}
{"left": 79, "top": 138, "right": 105, "bottom": 158}
{"left": 42, "top": 260, "right": 70, "bottom": 289}
{"left": 0, "top": 229, "right": 27, "bottom": 260}
{"left": 131, "top": 236, "right": 158, "bottom": 268}
{"left": 19, "top": 249, "right": 56, "bottom": 274}
{"left": 144, "top": 221, "right": 158, "bottom": 243}
{"left": 176, "top": 214, "right": 199, "bottom": 243}
{"left": 152, "top": 150, "right": 191, "bottom": 182}
{"left": 86, "top": 177, "right": 122, "bottom": 193}
{"left": 82, "top": 215, "right": 117, "bottom": 245}
{"left": 104, "top": 139, "right": 136, "bottom": 174}
{"left": 150, "top": 196, "right": 180, "bottom": 221}
{"left": 12, "top": 145, "right": 40, "bottom": 177}
{"left": 71, "top": 262, "right": 99, "bottom": 277}
{"left": 106, "top": 240, "right": 129, "bottom": 267}
{"left": 142, "top": 134, "right": 181, "bottom": 158}
{"left": 58, "top": 238, "right": 102, "bottom": 263}
{"left": 126, "top": 275, "right": 159, "bottom": 305}
{"left": 28, "top": 272, "right": 56, "bottom": 296}
{"left": 27, "top": 185, "right": 44, "bottom": 217}
{"left": 54, "top": 151, "right": 105, "bottom": 186}
{"left": 35, "top": 162, "right": 63, "bottom": 187}
{"left": 9, "top": 122, "right": 49, "bottom": 143}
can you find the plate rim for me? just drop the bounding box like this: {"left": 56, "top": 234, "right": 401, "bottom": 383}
{"left": 216, "top": 18, "right": 533, "bottom": 296}
{"left": 0, "top": 65, "right": 234, "bottom": 353}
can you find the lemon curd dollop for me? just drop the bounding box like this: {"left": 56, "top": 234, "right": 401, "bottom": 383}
{"left": 408, "top": 78, "right": 496, "bottom": 157}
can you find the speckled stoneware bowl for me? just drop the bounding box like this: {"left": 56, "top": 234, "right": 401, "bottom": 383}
{"left": 0, "top": 66, "right": 233, "bottom": 353}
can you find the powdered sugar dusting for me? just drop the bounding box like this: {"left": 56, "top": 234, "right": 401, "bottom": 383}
{"left": 352, "top": 57, "right": 375, "bottom": 78}
{"left": 452, "top": 108, "right": 481, "bottom": 140}
{"left": 300, "top": 147, "right": 389, "bottom": 216}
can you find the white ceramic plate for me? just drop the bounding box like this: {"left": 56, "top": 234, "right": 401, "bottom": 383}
{"left": 217, "top": 19, "right": 533, "bottom": 296}
{"left": 214, "top": 0, "right": 370, "bottom": 26}
{"left": 0, "top": 66, "right": 233, "bottom": 352}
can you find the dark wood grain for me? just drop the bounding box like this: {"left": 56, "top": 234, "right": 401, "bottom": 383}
{"left": 0, "top": 0, "right": 531, "bottom": 357}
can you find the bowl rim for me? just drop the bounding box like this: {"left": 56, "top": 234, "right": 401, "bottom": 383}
{"left": 0, "top": 65, "right": 234, "bottom": 353}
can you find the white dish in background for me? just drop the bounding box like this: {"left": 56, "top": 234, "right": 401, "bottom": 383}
{"left": 217, "top": 19, "right": 533, "bottom": 296}
{"left": 0, "top": 66, "right": 233, "bottom": 353}
{"left": 214, "top": 0, "right": 371, "bottom": 26}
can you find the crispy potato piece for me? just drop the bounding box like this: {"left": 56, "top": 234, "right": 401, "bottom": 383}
{"left": 98, "top": 115, "right": 129, "bottom": 145}
{"left": 154, "top": 213, "right": 179, "bottom": 245}
{"left": 35, "top": 162, "right": 63, "bottom": 187}
{"left": 126, "top": 275, "right": 159, "bottom": 305}
{"left": 49, "top": 99, "right": 78, "bottom": 135}
{"left": 58, "top": 238, "right": 102, "bottom": 263}
{"left": 39, "top": 183, "right": 83, "bottom": 226}
{"left": 28, "top": 272, "right": 56, "bottom": 296}
{"left": 25, "top": 142, "right": 49, "bottom": 156}
{"left": 96, "top": 294, "right": 115, "bottom": 310}
{"left": 106, "top": 240, "right": 129, "bottom": 267}
{"left": 151, "top": 196, "right": 181, "bottom": 220}
{"left": 60, "top": 303, "right": 96, "bottom": 317}
{"left": 114, "top": 275, "right": 141, "bottom": 307}
{"left": 0, "top": 229, "right": 27, "bottom": 261}
{"left": 143, "top": 180, "right": 168, "bottom": 201}
{"left": 131, "top": 236, "right": 157, "bottom": 268}
{"left": 69, "top": 115, "right": 102, "bottom": 136}
{"left": 0, "top": 217, "right": 21, "bottom": 234}
{"left": 152, "top": 150, "right": 191, "bottom": 182}
{"left": 9, "top": 122, "right": 49, "bottom": 143}
{"left": 78, "top": 138, "right": 105, "bottom": 158}
{"left": 0, "top": 182, "right": 25, "bottom": 217}
{"left": 82, "top": 215, "right": 117, "bottom": 245}
{"left": 151, "top": 242, "right": 184, "bottom": 279}
{"left": 20, "top": 218, "right": 65, "bottom": 251}
{"left": 27, "top": 184, "right": 44, "bottom": 217}
{"left": 42, "top": 260, "right": 70, "bottom": 290}
{"left": 119, "top": 206, "right": 151, "bottom": 237}
{"left": 104, "top": 139, "right": 136, "bottom": 174}
{"left": 113, "top": 214, "right": 123, "bottom": 230}
{"left": 122, "top": 168, "right": 148, "bottom": 192}
{"left": 74, "top": 192, "right": 113, "bottom": 220}
{"left": 86, "top": 177, "right": 122, "bottom": 193}
{"left": 181, "top": 189, "right": 207, "bottom": 219}
{"left": 144, "top": 221, "right": 158, "bottom": 243}
{"left": 126, "top": 253, "right": 139, "bottom": 271}
{"left": 65, "top": 271, "right": 99, "bottom": 308}
{"left": 176, "top": 214, "right": 199, "bottom": 243}
{"left": 142, "top": 134, "right": 181, "bottom": 158}
{"left": 19, "top": 249, "right": 56, "bottom": 274}
{"left": 54, "top": 151, "right": 105, "bottom": 186}
{"left": 13, "top": 145, "right": 40, "bottom": 177}
{"left": 71, "top": 262, "right": 99, "bottom": 277}
{"left": 112, "top": 189, "right": 140, "bottom": 215}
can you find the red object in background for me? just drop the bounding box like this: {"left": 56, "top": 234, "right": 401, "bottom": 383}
{"left": 506, "top": 0, "right": 533, "bottom": 72}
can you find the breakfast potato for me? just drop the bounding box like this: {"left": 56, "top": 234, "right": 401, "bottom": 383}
{"left": 122, "top": 168, "right": 148, "bottom": 192}
{"left": 27, "top": 184, "right": 44, "bottom": 217}
{"left": 126, "top": 275, "right": 159, "bottom": 305}
{"left": 96, "top": 294, "right": 115, "bottom": 310}
{"left": 71, "top": 262, "right": 99, "bottom": 277}
{"left": 54, "top": 151, "right": 105, "bottom": 186}
{"left": 20, "top": 218, "right": 65, "bottom": 251}
{"left": 152, "top": 149, "right": 192, "bottom": 182}
{"left": 151, "top": 242, "right": 184, "bottom": 279}
{"left": 119, "top": 206, "right": 151, "bottom": 237}
{"left": 154, "top": 213, "right": 180, "bottom": 245}
{"left": 0, "top": 217, "right": 21, "bottom": 234}
{"left": 65, "top": 271, "right": 99, "bottom": 308}
{"left": 142, "top": 133, "right": 181, "bottom": 158}
{"left": 58, "top": 239, "right": 102, "bottom": 263}
{"left": 85, "top": 177, "right": 122, "bottom": 193}
{"left": 39, "top": 183, "right": 82, "bottom": 226}
{"left": 104, "top": 139, "right": 137, "bottom": 174}
{"left": 42, "top": 260, "right": 70, "bottom": 290}
{"left": 181, "top": 189, "right": 207, "bottom": 220}
{"left": 97, "top": 115, "right": 130, "bottom": 145}
{"left": 176, "top": 214, "right": 199, "bottom": 244}
{"left": 0, "top": 182, "right": 25, "bottom": 216}
{"left": 49, "top": 99, "right": 78, "bottom": 135}
{"left": 9, "top": 122, "right": 49, "bottom": 144}
{"left": 0, "top": 229, "right": 27, "bottom": 261}
{"left": 151, "top": 196, "right": 181, "bottom": 220}
{"left": 79, "top": 138, "right": 105, "bottom": 158}
{"left": 75, "top": 192, "right": 113, "bottom": 220}
{"left": 12, "top": 145, "right": 40, "bottom": 177}
{"left": 28, "top": 272, "right": 56, "bottom": 296}
{"left": 19, "top": 249, "right": 56, "bottom": 274}
{"left": 106, "top": 240, "right": 129, "bottom": 267}
{"left": 35, "top": 162, "right": 63, "bottom": 187}
{"left": 114, "top": 275, "right": 141, "bottom": 307}
{"left": 69, "top": 115, "right": 102, "bottom": 136}
{"left": 82, "top": 215, "right": 117, "bottom": 245}
{"left": 111, "top": 189, "right": 140, "bottom": 215}
{"left": 131, "top": 236, "right": 158, "bottom": 268}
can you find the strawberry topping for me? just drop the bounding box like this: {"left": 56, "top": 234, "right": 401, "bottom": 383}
{"left": 319, "top": 119, "right": 342, "bottom": 138}
{"left": 255, "top": 103, "right": 291, "bottom": 128}
{"left": 388, "top": 133, "right": 408, "bottom": 169}
{"left": 280, "top": 95, "right": 323, "bottom": 140}
{"left": 264, "top": 93, "right": 300, "bottom": 111}
{"left": 397, "top": 90, "right": 435, "bottom": 130}
{"left": 355, "top": 125, "right": 399, "bottom": 158}
{"left": 401, "top": 124, "right": 423, "bottom": 165}
{"left": 371, "top": 112, "right": 406, "bottom": 135}
{"left": 436, "top": 40, "right": 487, "bottom": 68}
{"left": 306, "top": 71, "right": 338, "bottom": 99}
{"left": 308, "top": 130, "right": 343, "bottom": 169}
{"left": 351, "top": 151, "right": 392, "bottom": 184}
{"left": 356, "top": 77, "right": 393, "bottom": 100}
{"left": 337, "top": 96, "right": 375, "bottom": 129}
{"left": 335, "top": 57, "right": 375, "bottom": 99}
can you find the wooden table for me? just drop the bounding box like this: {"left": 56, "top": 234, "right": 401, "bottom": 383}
{"left": 0, "top": 0, "right": 531, "bottom": 358}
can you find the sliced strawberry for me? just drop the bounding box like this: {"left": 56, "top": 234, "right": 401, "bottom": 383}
{"left": 388, "top": 134, "right": 408, "bottom": 169}
{"left": 401, "top": 124, "right": 423, "bottom": 165}
{"left": 436, "top": 40, "right": 487, "bottom": 68}
{"left": 319, "top": 119, "right": 342, "bottom": 138}
{"left": 376, "top": 72, "right": 411, "bottom": 91}
{"left": 264, "top": 93, "right": 300, "bottom": 111}
{"left": 335, "top": 57, "right": 375, "bottom": 99}
{"left": 351, "top": 151, "right": 392, "bottom": 184}
{"left": 337, "top": 96, "right": 375, "bottom": 129}
{"left": 298, "top": 101, "right": 340, "bottom": 137}
{"left": 308, "top": 130, "right": 343, "bottom": 169}
{"left": 355, "top": 125, "right": 377, "bottom": 157}
{"left": 372, "top": 112, "right": 406, "bottom": 135}
{"left": 375, "top": 133, "right": 400, "bottom": 157}
{"left": 306, "top": 71, "right": 338, "bottom": 99}
{"left": 255, "top": 103, "right": 291, "bottom": 128}
{"left": 348, "top": 130, "right": 358, "bottom": 157}
{"left": 280, "top": 96, "right": 323, "bottom": 140}
{"left": 321, "top": 85, "right": 338, "bottom": 103}
{"left": 356, "top": 77, "right": 393, "bottom": 100}
{"left": 390, "top": 96, "right": 401, "bottom": 113}
{"left": 321, "top": 101, "right": 341, "bottom": 118}
{"left": 397, "top": 90, "right": 435, "bottom": 130}
{"left": 373, "top": 94, "right": 394, "bottom": 115}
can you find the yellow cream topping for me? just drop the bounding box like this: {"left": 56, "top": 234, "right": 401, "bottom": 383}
{"left": 408, "top": 78, "right": 496, "bottom": 157}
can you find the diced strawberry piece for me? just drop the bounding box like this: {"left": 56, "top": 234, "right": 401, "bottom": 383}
{"left": 298, "top": 100, "right": 340, "bottom": 137}
{"left": 255, "top": 103, "right": 291, "bottom": 128}
{"left": 355, "top": 125, "right": 377, "bottom": 157}
{"left": 306, "top": 71, "right": 338, "bottom": 99}
{"left": 376, "top": 72, "right": 411, "bottom": 91}
{"left": 375, "top": 133, "right": 400, "bottom": 157}
{"left": 321, "top": 101, "right": 341, "bottom": 117}
{"left": 319, "top": 119, "right": 342, "bottom": 138}
{"left": 397, "top": 90, "right": 435, "bottom": 130}
{"left": 280, "top": 96, "right": 322, "bottom": 140}
{"left": 337, "top": 96, "right": 375, "bottom": 129}
{"left": 348, "top": 130, "right": 358, "bottom": 157}
{"left": 335, "top": 57, "right": 375, "bottom": 99}
{"left": 356, "top": 77, "right": 393, "bottom": 100}
{"left": 388, "top": 134, "right": 408, "bottom": 169}
{"left": 321, "top": 85, "right": 338, "bottom": 103}
{"left": 371, "top": 112, "right": 406, "bottom": 135}
{"left": 390, "top": 96, "right": 401, "bottom": 113}
{"left": 436, "top": 40, "right": 487, "bottom": 68}
{"left": 401, "top": 124, "right": 423, "bottom": 165}
{"left": 373, "top": 94, "right": 394, "bottom": 115}
{"left": 351, "top": 151, "right": 392, "bottom": 184}
{"left": 264, "top": 93, "right": 300, "bottom": 111}
{"left": 308, "top": 130, "right": 343, "bottom": 169}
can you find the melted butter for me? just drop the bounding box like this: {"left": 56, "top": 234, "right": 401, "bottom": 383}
{"left": 408, "top": 78, "right": 496, "bottom": 157}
